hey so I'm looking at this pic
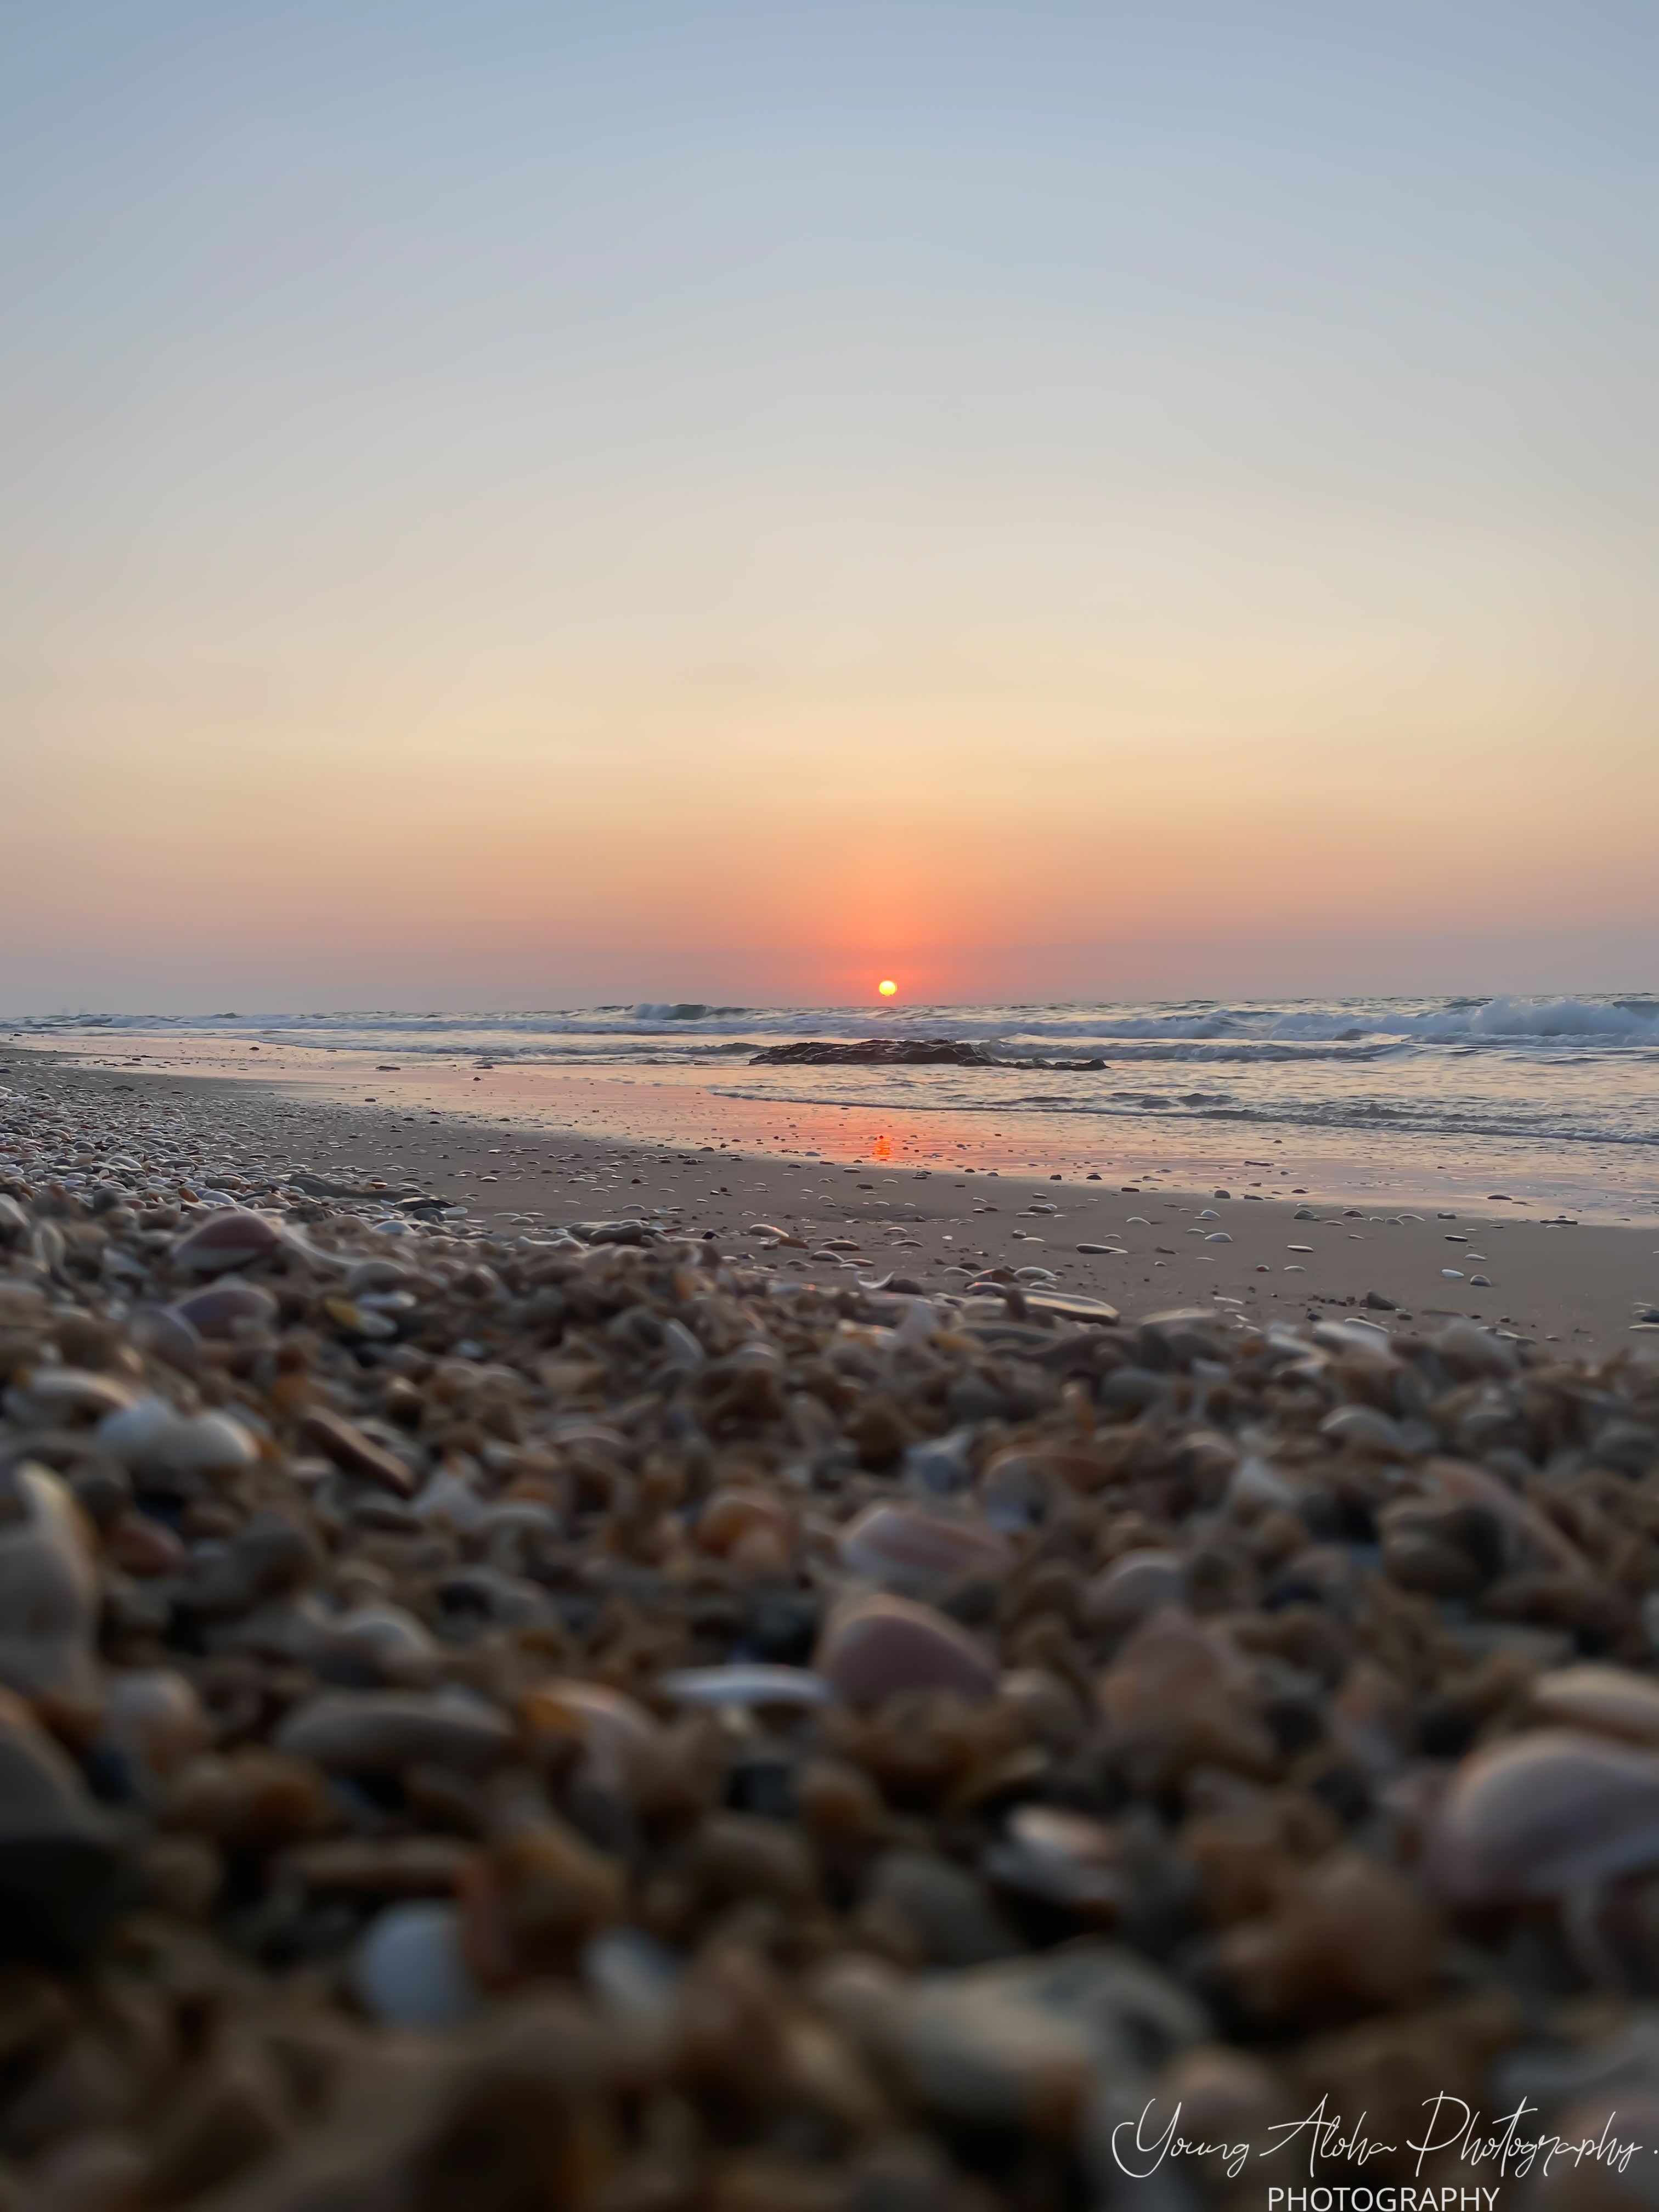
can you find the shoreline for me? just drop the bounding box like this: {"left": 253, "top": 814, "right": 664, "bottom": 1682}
{"left": 11, "top": 1023, "right": 1658, "bottom": 1227}
{"left": 6, "top": 1051, "right": 1656, "bottom": 1360}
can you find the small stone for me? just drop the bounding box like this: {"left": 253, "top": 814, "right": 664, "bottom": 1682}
{"left": 160, "top": 1749, "right": 334, "bottom": 1849}
{"left": 145, "top": 2044, "right": 290, "bottom": 2203}
{"left": 1081, "top": 1550, "right": 1187, "bottom": 1637}
{"left": 1210, "top": 1849, "right": 1440, "bottom": 2024}
{"left": 103, "top": 1667, "right": 209, "bottom": 1778}
{"left": 352, "top": 1901, "right": 482, "bottom": 2028}
{"left": 890, "top": 1943, "right": 1210, "bottom": 2130}
{"left": 16, "top": 2128, "right": 149, "bottom": 2212}
{"left": 106, "top": 1510, "right": 186, "bottom": 1577}
{"left": 696, "top": 1487, "right": 795, "bottom": 1559}
{"left": 0, "top": 1463, "right": 101, "bottom": 1705}
{"left": 275, "top": 1690, "right": 516, "bottom": 1776}
{"left": 289, "top": 1835, "right": 477, "bottom": 1897}
{"left": 860, "top": 1847, "right": 1020, "bottom": 1967}
{"left": 491, "top": 1804, "right": 627, "bottom": 1970}
{"left": 520, "top": 1678, "right": 664, "bottom": 1788}
{"left": 1434, "top": 1318, "right": 1517, "bottom": 1375}
{"left": 321, "top": 1604, "right": 442, "bottom": 1688}
{"left": 815, "top": 1594, "right": 997, "bottom": 1706}
{"left": 0, "top": 1688, "right": 119, "bottom": 1962}
{"left": 299, "top": 1408, "right": 415, "bottom": 1497}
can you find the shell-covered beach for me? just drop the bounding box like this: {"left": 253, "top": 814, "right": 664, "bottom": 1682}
{"left": 2, "top": 1061, "right": 1659, "bottom": 2210}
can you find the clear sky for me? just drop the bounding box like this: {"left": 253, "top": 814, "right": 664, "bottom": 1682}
{"left": 3, "top": 2, "right": 1656, "bottom": 1012}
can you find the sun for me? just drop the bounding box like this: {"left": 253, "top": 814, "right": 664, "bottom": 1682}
{"left": 877, "top": 979, "right": 898, "bottom": 997}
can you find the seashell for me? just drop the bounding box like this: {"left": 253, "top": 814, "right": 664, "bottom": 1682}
{"left": 815, "top": 1594, "right": 997, "bottom": 1706}
{"left": 1434, "top": 1318, "right": 1517, "bottom": 1378}
{"left": 128, "top": 1305, "right": 203, "bottom": 1374}
{"left": 5, "top": 1368, "right": 139, "bottom": 1425}
{"left": 696, "top": 1487, "right": 794, "bottom": 1559}
{"left": 1319, "top": 1404, "right": 1407, "bottom": 1453}
{"left": 98, "top": 1398, "right": 258, "bottom": 1476}
{"left": 837, "top": 1502, "right": 1014, "bottom": 1595}
{"left": 1429, "top": 1729, "right": 1659, "bottom": 1901}
{"left": 169, "top": 1279, "right": 278, "bottom": 1338}
{"left": 657, "top": 1663, "right": 832, "bottom": 1708}
{"left": 0, "top": 1463, "right": 101, "bottom": 1705}
{"left": 1531, "top": 1664, "right": 1659, "bottom": 1749}
{"left": 171, "top": 1210, "right": 285, "bottom": 1274}
{"left": 1082, "top": 1550, "right": 1187, "bottom": 1636}
{"left": 984, "top": 1806, "right": 1127, "bottom": 1915}
{"left": 1311, "top": 1318, "right": 1395, "bottom": 1360}
{"left": 300, "top": 1409, "right": 415, "bottom": 1498}
{"left": 521, "top": 1679, "right": 664, "bottom": 1787}
{"left": 1417, "top": 1457, "right": 1588, "bottom": 1579}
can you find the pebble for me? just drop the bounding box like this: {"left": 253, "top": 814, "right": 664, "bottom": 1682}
{"left": 274, "top": 1690, "right": 516, "bottom": 1775}
{"left": 891, "top": 1943, "right": 1208, "bottom": 2129}
{"left": 1081, "top": 1548, "right": 1187, "bottom": 1635}
{"left": 102, "top": 1668, "right": 210, "bottom": 1778}
{"left": 0, "top": 1688, "right": 118, "bottom": 1960}
{"left": 0, "top": 1462, "right": 101, "bottom": 1704}
{"left": 352, "top": 1901, "right": 482, "bottom": 2028}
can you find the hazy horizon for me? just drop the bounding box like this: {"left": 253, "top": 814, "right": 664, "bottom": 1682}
{"left": 5, "top": 3, "right": 1656, "bottom": 1013}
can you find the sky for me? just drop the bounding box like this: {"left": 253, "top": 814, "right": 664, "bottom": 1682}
{"left": 3, "top": 2, "right": 1656, "bottom": 1013}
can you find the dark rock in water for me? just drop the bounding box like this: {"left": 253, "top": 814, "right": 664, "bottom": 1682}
{"left": 748, "top": 1037, "right": 1001, "bottom": 1066}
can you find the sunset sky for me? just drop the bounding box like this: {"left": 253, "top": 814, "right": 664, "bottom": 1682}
{"left": 4, "top": 3, "right": 1656, "bottom": 1012}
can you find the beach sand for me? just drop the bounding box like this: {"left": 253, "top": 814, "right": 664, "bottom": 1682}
{"left": 6, "top": 1042, "right": 1659, "bottom": 2209}
{"left": 7, "top": 1052, "right": 1655, "bottom": 1358}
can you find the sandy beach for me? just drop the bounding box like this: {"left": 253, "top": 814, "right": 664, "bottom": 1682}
{"left": 7, "top": 1052, "right": 1655, "bottom": 1358}
{"left": 5, "top": 1036, "right": 1659, "bottom": 2208}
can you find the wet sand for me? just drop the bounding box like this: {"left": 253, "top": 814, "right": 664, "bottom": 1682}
{"left": 7, "top": 1053, "right": 1655, "bottom": 1358}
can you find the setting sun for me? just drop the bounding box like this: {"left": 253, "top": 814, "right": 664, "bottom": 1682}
{"left": 877, "top": 979, "right": 897, "bottom": 997}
